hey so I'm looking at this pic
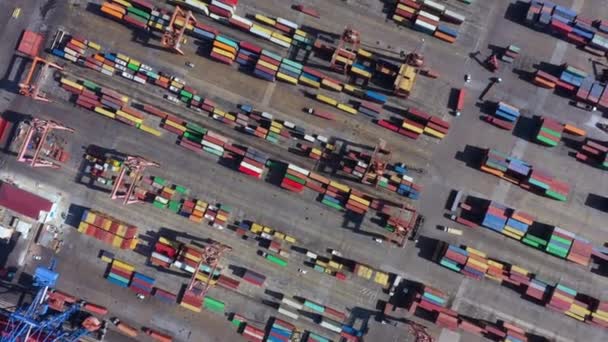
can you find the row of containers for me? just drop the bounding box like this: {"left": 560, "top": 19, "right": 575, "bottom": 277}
{"left": 434, "top": 240, "right": 608, "bottom": 328}
{"left": 454, "top": 195, "right": 603, "bottom": 268}
{"left": 377, "top": 106, "right": 451, "bottom": 140}
{"left": 525, "top": 1, "right": 608, "bottom": 57}
{"left": 235, "top": 316, "right": 333, "bottom": 342}
{"left": 94, "top": 0, "right": 421, "bottom": 106}
{"left": 534, "top": 67, "right": 608, "bottom": 110}
{"left": 480, "top": 147, "right": 571, "bottom": 201}
{"left": 77, "top": 209, "right": 139, "bottom": 250}
{"left": 142, "top": 175, "right": 233, "bottom": 228}
{"left": 58, "top": 78, "right": 162, "bottom": 137}
{"left": 391, "top": 0, "right": 465, "bottom": 43}
{"left": 389, "top": 284, "right": 540, "bottom": 341}
{"left": 575, "top": 138, "right": 608, "bottom": 169}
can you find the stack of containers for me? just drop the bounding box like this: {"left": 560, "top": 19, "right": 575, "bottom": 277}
{"left": 242, "top": 269, "right": 266, "bottom": 287}
{"left": 203, "top": 296, "right": 225, "bottom": 314}
{"left": 345, "top": 190, "right": 371, "bottom": 214}
{"left": 319, "top": 316, "right": 342, "bottom": 334}
{"left": 576, "top": 139, "right": 608, "bottom": 168}
{"left": 209, "top": 0, "right": 237, "bottom": 18}
{"left": 434, "top": 23, "right": 458, "bottom": 43}
{"left": 124, "top": 1, "right": 153, "bottom": 30}
{"left": 213, "top": 204, "right": 232, "bottom": 228}
{"left": 254, "top": 49, "right": 281, "bottom": 81}
{"left": 546, "top": 227, "right": 574, "bottom": 259}
{"left": 418, "top": 286, "right": 448, "bottom": 313}
{"left": 130, "top": 272, "right": 155, "bottom": 296}
{"left": 281, "top": 164, "right": 309, "bottom": 193}
{"left": 481, "top": 202, "right": 508, "bottom": 233}
{"left": 533, "top": 70, "right": 558, "bottom": 88}
{"left": 522, "top": 227, "right": 550, "bottom": 251}
{"left": 211, "top": 35, "right": 239, "bottom": 65}
{"left": 322, "top": 181, "right": 349, "bottom": 211}
{"left": 106, "top": 259, "right": 134, "bottom": 287}
{"left": 424, "top": 116, "right": 450, "bottom": 139}
{"left": 501, "top": 45, "right": 520, "bottom": 63}
{"left": 493, "top": 101, "right": 520, "bottom": 126}
{"left": 192, "top": 22, "right": 219, "bottom": 41}
{"left": 567, "top": 237, "right": 593, "bottom": 266}
{"left": 201, "top": 131, "right": 226, "bottom": 157}
{"left": 153, "top": 288, "right": 177, "bottom": 303}
{"left": 240, "top": 147, "right": 268, "bottom": 178}
{"left": 242, "top": 324, "right": 265, "bottom": 342}
{"left": 575, "top": 77, "right": 594, "bottom": 101}
{"left": 505, "top": 265, "right": 531, "bottom": 287}
{"left": 485, "top": 259, "right": 506, "bottom": 283}
{"left": 559, "top": 65, "right": 587, "bottom": 88}
{"left": 357, "top": 101, "right": 381, "bottom": 119}
{"left": 78, "top": 209, "right": 139, "bottom": 250}
{"left": 350, "top": 62, "right": 373, "bottom": 82}
{"left": 394, "top": 64, "right": 417, "bottom": 98}
{"left": 237, "top": 41, "right": 262, "bottom": 68}
{"left": 277, "top": 58, "right": 303, "bottom": 85}
{"left": 392, "top": 0, "right": 420, "bottom": 25}
{"left": 268, "top": 318, "right": 295, "bottom": 342}
{"left": 596, "top": 19, "right": 608, "bottom": 33}
{"left": 462, "top": 248, "right": 488, "bottom": 280}
{"left": 439, "top": 245, "right": 467, "bottom": 272}
{"left": 536, "top": 116, "right": 563, "bottom": 147}
{"left": 590, "top": 301, "right": 608, "bottom": 328}
{"left": 547, "top": 284, "right": 579, "bottom": 317}
{"left": 299, "top": 67, "right": 322, "bottom": 88}
{"left": 525, "top": 278, "right": 549, "bottom": 302}
{"left": 415, "top": 10, "right": 439, "bottom": 36}
{"left": 503, "top": 210, "right": 532, "bottom": 241}
{"left": 302, "top": 332, "right": 331, "bottom": 342}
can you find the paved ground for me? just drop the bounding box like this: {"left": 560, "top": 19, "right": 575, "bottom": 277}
{"left": 1, "top": 0, "right": 608, "bottom": 341}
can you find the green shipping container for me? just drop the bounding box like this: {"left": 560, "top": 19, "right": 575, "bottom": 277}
{"left": 321, "top": 199, "right": 343, "bottom": 211}
{"left": 168, "top": 201, "right": 181, "bottom": 212}
{"left": 523, "top": 234, "right": 548, "bottom": 246}
{"left": 540, "top": 127, "right": 561, "bottom": 138}
{"left": 550, "top": 235, "right": 572, "bottom": 246}
{"left": 82, "top": 79, "right": 100, "bottom": 92}
{"left": 180, "top": 90, "right": 193, "bottom": 99}
{"left": 127, "top": 6, "right": 151, "bottom": 20}
{"left": 536, "top": 134, "right": 559, "bottom": 147}
{"left": 126, "top": 12, "right": 149, "bottom": 25}
{"left": 545, "top": 190, "right": 567, "bottom": 201}
{"left": 440, "top": 259, "right": 461, "bottom": 272}
{"left": 522, "top": 238, "right": 540, "bottom": 248}
{"left": 265, "top": 254, "right": 288, "bottom": 267}
{"left": 203, "top": 296, "right": 225, "bottom": 312}
{"left": 304, "top": 300, "right": 325, "bottom": 313}
{"left": 528, "top": 178, "right": 550, "bottom": 190}
{"left": 203, "top": 146, "right": 223, "bottom": 157}
{"left": 285, "top": 173, "right": 306, "bottom": 185}
{"left": 153, "top": 176, "right": 166, "bottom": 185}
{"left": 186, "top": 122, "right": 207, "bottom": 135}
{"left": 153, "top": 200, "right": 167, "bottom": 209}
{"left": 313, "top": 265, "right": 325, "bottom": 272}
{"left": 174, "top": 185, "right": 188, "bottom": 194}
{"left": 127, "top": 63, "right": 140, "bottom": 72}
{"left": 220, "top": 204, "right": 232, "bottom": 212}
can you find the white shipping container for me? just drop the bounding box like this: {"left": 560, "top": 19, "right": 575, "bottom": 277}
{"left": 114, "top": 64, "right": 126, "bottom": 72}
{"left": 423, "top": 0, "right": 446, "bottom": 13}
{"left": 115, "top": 59, "right": 127, "bottom": 66}
{"left": 304, "top": 134, "right": 315, "bottom": 143}
{"left": 261, "top": 111, "right": 274, "bottom": 120}
{"left": 281, "top": 297, "right": 304, "bottom": 310}
{"left": 211, "top": 0, "right": 236, "bottom": 15}
{"left": 443, "top": 9, "right": 465, "bottom": 24}
{"left": 414, "top": 19, "right": 437, "bottom": 33}
{"left": 185, "top": 0, "right": 209, "bottom": 16}
{"left": 65, "top": 54, "right": 79, "bottom": 63}
{"left": 133, "top": 76, "right": 147, "bottom": 85}
{"left": 418, "top": 10, "right": 440, "bottom": 23}
{"left": 231, "top": 14, "right": 253, "bottom": 27}
{"left": 63, "top": 47, "right": 79, "bottom": 57}
{"left": 401, "top": 174, "right": 414, "bottom": 183}
{"left": 172, "top": 260, "right": 183, "bottom": 269}
{"left": 240, "top": 161, "right": 263, "bottom": 175}
{"left": 121, "top": 71, "right": 133, "bottom": 80}
{"left": 169, "top": 85, "right": 180, "bottom": 93}
{"left": 288, "top": 163, "right": 310, "bottom": 176}
{"left": 283, "top": 121, "right": 295, "bottom": 129}
{"left": 151, "top": 252, "right": 172, "bottom": 263}
{"left": 277, "top": 17, "right": 298, "bottom": 29}
{"left": 250, "top": 27, "right": 272, "bottom": 39}
{"left": 320, "top": 319, "right": 341, "bottom": 333}
{"left": 270, "top": 37, "right": 291, "bottom": 48}
{"left": 306, "top": 251, "right": 318, "bottom": 259}
{"left": 315, "top": 135, "right": 328, "bottom": 143}
{"left": 201, "top": 140, "right": 224, "bottom": 152}
{"left": 352, "top": 170, "right": 363, "bottom": 178}
{"left": 278, "top": 306, "right": 299, "bottom": 319}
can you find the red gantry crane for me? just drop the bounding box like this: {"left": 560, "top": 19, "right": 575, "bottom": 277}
{"left": 361, "top": 138, "right": 390, "bottom": 186}
{"left": 17, "top": 118, "right": 74, "bottom": 168}
{"left": 161, "top": 6, "right": 197, "bottom": 55}
{"left": 182, "top": 242, "right": 231, "bottom": 310}
{"left": 110, "top": 155, "right": 159, "bottom": 205}
{"left": 330, "top": 27, "right": 361, "bottom": 75}
{"left": 16, "top": 30, "right": 63, "bottom": 102}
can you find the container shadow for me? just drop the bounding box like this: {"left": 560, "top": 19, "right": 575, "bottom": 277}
{"left": 512, "top": 115, "right": 539, "bottom": 142}
{"left": 454, "top": 145, "right": 485, "bottom": 169}
{"left": 585, "top": 193, "right": 607, "bottom": 212}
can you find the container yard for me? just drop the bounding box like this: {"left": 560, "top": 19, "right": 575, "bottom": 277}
{"left": 1, "top": 0, "right": 608, "bottom": 342}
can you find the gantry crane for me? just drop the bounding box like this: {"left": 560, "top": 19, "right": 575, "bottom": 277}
{"left": 330, "top": 27, "right": 361, "bottom": 75}
{"left": 361, "top": 138, "right": 390, "bottom": 186}
{"left": 161, "top": 6, "right": 197, "bottom": 55}
{"left": 17, "top": 118, "right": 74, "bottom": 168}
{"left": 0, "top": 259, "right": 99, "bottom": 342}
{"left": 183, "top": 242, "right": 231, "bottom": 308}
{"left": 110, "top": 155, "right": 159, "bottom": 205}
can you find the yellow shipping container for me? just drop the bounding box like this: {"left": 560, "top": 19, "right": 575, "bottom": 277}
{"left": 337, "top": 103, "right": 357, "bottom": 115}
{"left": 487, "top": 260, "right": 504, "bottom": 269}
{"left": 321, "top": 79, "right": 343, "bottom": 92}
{"left": 465, "top": 247, "right": 487, "bottom": 258}
{"left": 85, "top": 211, "right": 96, "bottom": 224}
{"left": 374, "top": 272, "right": 389, "bottom": 286}
{"left": 277, "top": 72, "right": 298, "bottom": 85}
{"left": 101, "top": 64, "right": 115, "bottom": 73}
{"left": 285, "top": 235, "right": 297, "bottom": 244}
{"left": 356, "top": 265, "right": 372, "bottom": 279}
{"left": 564, "top": 310, "right": 585, "bottom": 321}
{"left": 164, "top": 119, "right": 187, "bottom": 132}
{"left": 315, "top": 259, "right": 328, "bottom": 268}
{"left": 225, "top": 113, "right": 236, "bottom": 121}
{"left": 271, "top": 32, "right": 292, "bottom": 44}
{"left": 171, "top": 80, "right": 184, "bottom": 89}
{"left": 112, "top": 259, "right": 135, "bottom": 272}
{"left": 87, "top": 41, "right": 101, "bottom": 50}
{"left": 250, "top": 223, "right": 263, "bottom": 234}
{"left": 269, "top": 126, "right": 281, "bottom": 134}
{"left": 213, "top": 108, "right": 226, "bottom": 117}
{"left": 116, "top": 110, "right": 144, "bottom": 124}
{"left": 78, "top": 221, "right": 88, "bottom": 233}
{"left": 101, "top": 219, "right": 112, "bottom": 230}
{"left": 128, "top": 238, "right": 138, "bottom": 250}
{"left": 211, "top": 47, "right": 235, "bottom": 60}
{"left": 328, "top": 261, "right": 343, "bottom": 270}
{"left": 423, "top": 126, "right": 446, "bottom": 139}
{"left": 139, "top": 124, "right": 162, "bottom": 137}
{"left": 329, "top": 181, "right": 350, "bottom": 193}
{"left": 94, "top": 107, "right": 116, "bottom": 119}
{"left": 295, "top": 29, "right": 307, "bottom": 37}
{"left": 349, "top": 194, "right": 370, "bottom": 207}
{"left": 112, "top": 236, "right": 123, "bottom": 248}
{"left": 263, "top": 226, "right": 274, "bottom": 234}
{"left": 251, "top": 24, "right": 273, "bottom": 36}
{"left": 60, "top": 78, "right": 84, "bottom": 91}
{"left": 466, "top": 258, "right": 488, "bottom": 271}
{"left": 254, "top": 14, "right": 276, "bottom": 26}
{"left": 257, "top": 59, "right": 279, "bottom": 71}
{"left": 298, "top": 76, "right": 320, "bottom": 88}
{"left": 357, "top": 49, "right": 372, "bottom": 58}
{"left": 316, "top": 93, "right": 338, "bottom": 106}
{"left": 501, "top": 228, "right": 522, "bottom": 240}
{"left": 273, "top": 231, "right": 286, "bottom": 240}
{"left": 510, "top": 265, "right": 529, "bottom": 276}
{"left": 402, "top": 123, "right": 422, "bottom": 135}
{"left": 180, "top": 301, "right": 202, "bottom": 312}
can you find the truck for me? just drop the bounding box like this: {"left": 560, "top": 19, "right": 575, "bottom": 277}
{"left": 110, "top": 318, "right": 138, "bottom": 338}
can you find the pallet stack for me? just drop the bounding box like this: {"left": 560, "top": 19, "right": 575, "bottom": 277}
{"left": 78, "top": 209, "right": 139, "bottom": 250}
{"left": 536, "top": 116, "right": 563, "bottom": 147}
{"left": 106, "top": 259, "right": 135, "bottom": 287}
{"left": 211, "top": 35, "right": 238, "bottom": 65}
